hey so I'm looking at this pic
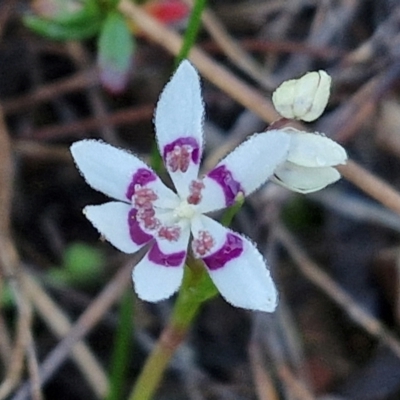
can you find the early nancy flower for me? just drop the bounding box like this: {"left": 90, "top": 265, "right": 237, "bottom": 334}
{"left": 272, "top": 70, "right": 331, "bottom": 122}
{"left": 71, "top": 61, "right": 292, "bottom": 312}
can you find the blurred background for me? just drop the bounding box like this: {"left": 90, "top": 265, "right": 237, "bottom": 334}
{"left": 1, "top": 0, "right": 400, "bottom": 399}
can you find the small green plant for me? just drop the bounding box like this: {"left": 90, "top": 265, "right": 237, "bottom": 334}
{"left": 24, "top": 0, "right": 135, "bottom": 93}
{"left": 48, "top": 242, "right": 104, "bottom": 287}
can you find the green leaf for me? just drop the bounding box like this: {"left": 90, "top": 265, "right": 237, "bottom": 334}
{"left": 98, "top": 11, "right": 135, "bottom": 93}
{"left": 24, "top": 0, "right": 103, "bottom": 40}
{"left": 24, "top": 15, "right": 102, "bottom": 40}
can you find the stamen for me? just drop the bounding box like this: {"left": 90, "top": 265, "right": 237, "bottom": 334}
{"left": 163, "top": 137, "right": 200, "bottom": 172}
{"left": 133, "top": 185, "right": 158, "bottom": 207}
{"left": 165, "top": 144, "right": 193, "bottom": 172}
{"left": 192, "top": 230, "right": 215, "bottom": 257}
{"left": 133, "top": 186, "right": 160, "bottom": 231}
{"left": 137, "top": 208, "right": 160, "bottom": 230}
{"left": 187, "top": 179, "right": 205, "bottom": 205}
{"left": 158, "top": 225, "right": 181, "bottom": 242}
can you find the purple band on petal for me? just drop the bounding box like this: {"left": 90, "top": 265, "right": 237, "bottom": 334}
{"left": 148, "top": 241, "right": 186, "bottom": 267}
{"left": 202, "top": 233, "right": 243, "bottom": 271}
{"left": 128, "top": 209, "right": 153, "bottom": 245}
{"left": 126, "top": 168, "right": 157, "bottom": 200}
{"left": 207, "top": 165, "right": 244, "bottom": 206}
{"left": 163, "top": 137, "right": 200, "bottom": 164}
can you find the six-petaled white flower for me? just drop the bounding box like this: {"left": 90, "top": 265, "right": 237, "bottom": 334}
{"left": 71, "top": 61, "right": 292, "bottom": 312}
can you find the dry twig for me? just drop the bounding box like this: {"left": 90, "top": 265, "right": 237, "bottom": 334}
{"left": 0, "top": 108, "right": 42, "bottom": 400}
{"left": 12, "top": 253, "right": 143, "bottom": 400}
{"left": 275, "top": 224, "right": 400, "bottom": 359}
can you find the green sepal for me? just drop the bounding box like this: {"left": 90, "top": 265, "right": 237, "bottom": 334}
{"left": 220, "top": 192, "right": 245, "bottom": 227}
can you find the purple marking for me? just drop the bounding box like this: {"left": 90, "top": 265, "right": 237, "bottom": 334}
{"left": 163, "top": 137, "right": 200, "bottom": 164}
{"left": 128, "top": 209, "right": 153, "bottom": 245}
{"left": 202, "top": 233, "right": 243, "bottom": 271}
{"left": 148, "top": 241, "right": 186, "bottom": 267}
{"left": 126, "top": 168, "right": 157, "bottom": 200}
{"left": 207, "top": 165, "right": 244, "bottom": 206}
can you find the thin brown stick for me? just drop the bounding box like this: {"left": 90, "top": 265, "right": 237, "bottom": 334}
{"left": 24, "top": 330, "right": 43, "bottom": 400}
{"left": 275, "top": 224, "right": 400, "bottom": 359}
{"left": 13, "top": 141, "right": 71, "bottom": 163}
{"left": 67, "top": 42, "right": 118, "bottom": 143}
{"left": 338, "top": 160, "right": 400, "bottom": 215}
{"left": 30, "top": 104, "right": 154, "bottom": 140}
{"left": 119, "top": 0, "right": 280, "bottom": 123}
{"left": 119, "top": 0, "right": 400, "bottom": 217}
{"left": 277, "top": 364, "right": 317, "bottom": 400}
{"left": 202, "top": 38, "right": 344, "bottom": 60}
{"left": 22, "top": 272, "right": 108, "bottom": 398}
{"left": 2, "top": 69, "right": 97, "bottom": 115}
{"left": 184, "top": 0, "right": 275, "bottom": 89}
{"left": 248, "top": 340, "right": 279, "bottom": 400}
{"left": 11, "top": 254, "right": 143, "bottom": 400}
{"left": 0, "top": 108, "right": 42, "bottom": 400}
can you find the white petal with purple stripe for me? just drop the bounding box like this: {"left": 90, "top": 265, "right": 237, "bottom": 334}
{"left": 155, "top": 61, "right": 204, "bottom": 197}
{"left": 132, "top": 249, "right": 185, "bottom": 301}
{"left": 84, "top": 202, "right": 151, "bottom": 253}
{"left": 191, "top": 215, "right": 277, "bottom": 311}
{"left": 132, "top": 226, "right": 190, "bottom": 301}
{"left": 71, "top": 140, "right": 177, "bottom": 205}
{"left": 203, "top": 131, "right": 290, "bottom": 210}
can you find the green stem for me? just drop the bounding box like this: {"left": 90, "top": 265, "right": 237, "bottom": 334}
{"left": 106, "top": 291, "right": 134, "bottom": 400}
{"left": 128, "top": 258, "right": 216, "bottom": 400}
{"left": 174, "top": 0, "right": 207, "bottom": 66}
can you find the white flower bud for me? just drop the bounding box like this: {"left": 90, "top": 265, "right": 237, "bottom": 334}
{"left": 272, "top": 71, "right": 331, "bottom": 122}
{"left": 271, "top": 128, "right": 347, "bottom": 193}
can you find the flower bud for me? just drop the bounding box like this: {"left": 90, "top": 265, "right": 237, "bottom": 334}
{"left": 271, "top": 128, "right": 347, "bottom": 193}
{"left": 272, "top": 71, "right": 331, "bottom": 122}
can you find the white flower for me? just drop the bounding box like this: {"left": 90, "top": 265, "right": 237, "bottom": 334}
{"left": 272, "top": 70, "right": 331, "bottom": 122}
{"left": 271, "top": 127, "right": 347, "bottom": 193}
{"left": 70, "top": 61, "right": 292, "bottom": 312}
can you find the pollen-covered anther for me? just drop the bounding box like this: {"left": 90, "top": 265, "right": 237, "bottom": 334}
{"left": 158, "top": 225, "right": 181, "bottom": 241}
{"left": 192, "top": 230, "right": 215, "bottom": 257}
{"left": 137, "top": 207, "right": 160, "bottom": 230}
{"left": 187, "top": 179, "right": 205, "bottom": 205}
{"left": 165, "top": 144, "right": 193, "bottom": 172}
{"left": 133, "top": 185, "right": 158, "bottom": 208}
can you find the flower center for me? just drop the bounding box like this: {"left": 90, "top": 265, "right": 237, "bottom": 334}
{"left": 174, "top": 200, "right": 196, "bottom": 220}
